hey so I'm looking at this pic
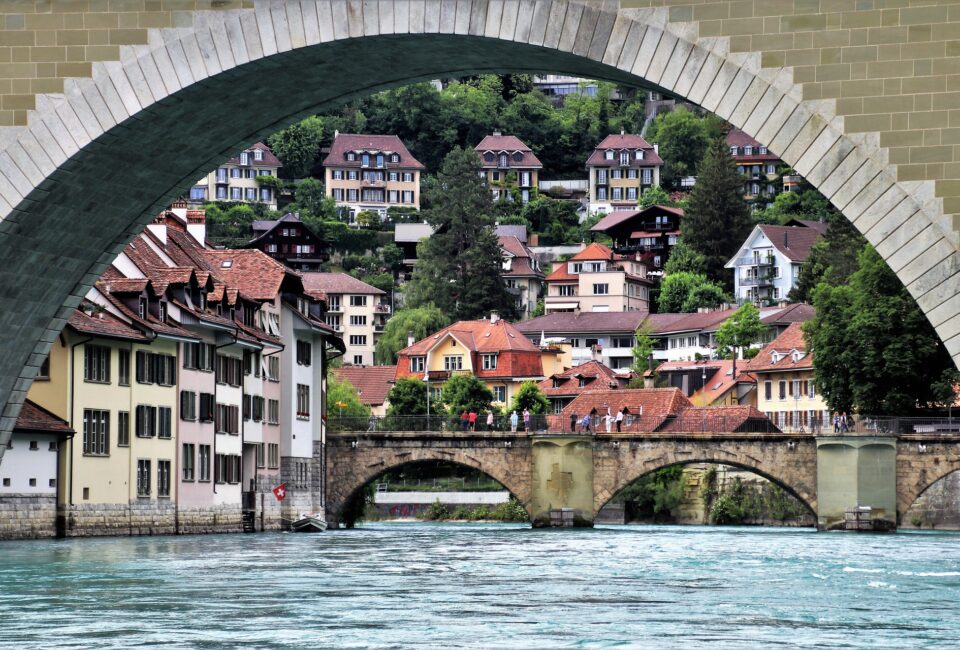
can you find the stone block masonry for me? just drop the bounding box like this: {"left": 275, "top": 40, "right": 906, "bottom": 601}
{"left": 0, "top": 494, "right": 56, "bottom": 539}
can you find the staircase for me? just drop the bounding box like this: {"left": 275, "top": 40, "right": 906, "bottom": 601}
{"left": 241, "top": 510, "right": 256, "bottom": 533}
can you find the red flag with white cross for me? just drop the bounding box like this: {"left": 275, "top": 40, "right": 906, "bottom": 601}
{"left": 272, "top": 483, "right": 287, "bottom": 501}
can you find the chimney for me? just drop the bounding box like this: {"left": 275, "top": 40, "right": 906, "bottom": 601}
{"left": 653, "top": 143, "right": 659, "bottom": 155}
{"left": 490, "top": 311, "right": 500, "bottom": 324}
{"left": 620, "top": 127, "right": 625, "bottom": 135}
{"left": 146, "top": 216, "right": 167, "bottom": 244}
{"left": 186, "top": 208, "right": 206, "bottom": 245}
{"left": 784, "top": 232, "right": 789, "bottom": 248}
{"left": 334, "top": 129, "right": 339, "bottom": 138}
{"left": 407, "top": 330, "right": 415, "bottom": 347}
{"left": 493, "top": 130, "right": 501, "bottom": 137}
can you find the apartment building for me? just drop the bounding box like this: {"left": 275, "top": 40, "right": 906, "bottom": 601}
{"left": 586, "top": 132, "right": 664, "bottom": 214}
{"left": 246, "top": 212, "right": 329, "bottom": 272}
{"left": 301, "top": 273, "right": 389, "bottom": 367}
{"left": 589, "top": 205, "right": 683, "bottom": 278}
{"left": 475, "top": 132, "right": 543, "bottom": 204}
{"left": 543, "top": 243, "right": 651, "bottom": 314}
{"left": 725, "top": 223, "right": 824, "bottom": 306}
{"left": 727, "top": 129, "right": 783, "bottom": 208}
{"left": 191, "top": 142, "right": 280, "bottom": 208}
{"left": 323, "top": 133, "right": 424, "bottom": 222}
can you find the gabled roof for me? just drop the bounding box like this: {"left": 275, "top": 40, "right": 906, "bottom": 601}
{"left": 333, "top": 366, "right": 396, "bottom": 407}
{"left": 725, "top": 129, "right": 781, "bottom": 162}
{"left": 762, "top": 303, "right": 815, "bottom": 326}
{"left": 786, "top": 218, "right": 830, "bottom": 235}
{"left": 757, "top": 224, "right": 822, "bottom": 262}
{"left": 515, "top": 311, "right": 649, "bottom": 336}
{"left": 499, "top": 236, "right": 543, "bottom": 279}
{"left": 744, "top": 322, "right": 813, "bottom": 374}
{"left": 322, "top": 133, "right": 425, "bottom": 170}
{"left": 252, "top": 212, "right": 304, "bottom": 234}
{"left": 15, "top": 400, "right": 73, "bottom": 435}
{"left": 224, "top": 142, "right": 281, "bottom": 167}
{"left": 400, "top": 319, "right": 540, "bottom": 357}
{"left": 67, "top": 304, "right": 150, "bottom": 342}
{"left": 537, "top": 360, "right": 627, "bottom": 397}
{"left": 657, "top": 405, "right": 775, "bottom": 433}
{"left": 562, "top": 388, "right": 691, "bottom": 431}
{"left": 591, "top": 205, "right": 684, "bottom": 232}
{"left": 586, "top": 134, "right": 664, "bottom": 166}
{"left": 570, "top": 242, "right": 617, "bottom": 262}
{"left": 300, "top": 272, "right": 386, "bottom": 299}
{"left": 475, "top": 133, "right": 543, "bottom": 168}
{"left": 204, "top": 249, "right": 300, "bottom": 301}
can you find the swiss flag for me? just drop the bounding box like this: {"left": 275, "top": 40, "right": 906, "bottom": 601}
{"left": 272, "top": 483, "right": 287, "bottom": 501}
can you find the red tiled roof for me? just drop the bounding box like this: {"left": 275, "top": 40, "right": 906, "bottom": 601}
{"left": 726, "top": 129, "right": 781, "bottom": 162}
{"left": 762, "top": 303, "right": 815, "bottom": 326}
{"left": 300, "top": 272, "right": 386, "bottom": 300}
{"left": 757, "top": 224, "right": 822, "bottom": 262}
{"left": 515, "top": 311, "right": 650, "bottom": 336}
{"left": 562, "top": 388, "right": 692, "bottom": 431}
{"left": 102, "top": 278, "right": 150, "bottom": 294}
{"left": 67, "top": 305, "right": 149, "bottom": 342}
{"left": 591, "top": 205, "right": 685, "bottom": 233}
{"left": 537, "top": 360, "right": 628, "bottom": 397}
{"left": 204, "top": 249, "right": 297, "bottom": 301}
{"left": 570, "top": 242, "right": 617, "bottom": 262}
{"left": 744, "top": 322, "right": 813, "bottom": 373}
{"left": 14, "top": 400, "right": 72, "bottom": 434}
{"left": 586, "top": 134, "right": 664, "bottom": 166}
{"left": 224, "top": 142, "right": 282, "bottom": 168}
{"left": 475, "top": 133, "right": 543, "bottom": 169}
{"left": 322, "top": 133, "right": 425, "bottom": 170}
{"left": 98, "top": 289, "right": 200, "bottom": 341}
{"left": 333, "top": 366, "right": 396, "bottom": 406}
{"left": 658, "top": 405, "right": 775, "bottom": 433}
{"left": 545, "top": 264, "right": 577, "bottom": 282}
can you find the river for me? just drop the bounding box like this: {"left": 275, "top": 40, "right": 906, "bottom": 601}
{"left": 1, "top": 523, "right": 959, "bottom": 648}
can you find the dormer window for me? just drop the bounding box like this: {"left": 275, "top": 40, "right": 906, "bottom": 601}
{"left": 254, "top": 148, "right": 263, "bottom": 161}
{"left": 199, "top": 292, "right": 207, "bottom": 311}
{"left": 513, "top": 151, "right": 523, "bottom": 162}
{"left": 771, "top": 352, "right": 782, "bottom": 363}
{"left": 759, "top": 146, "right": 768, "bottom": 155}
{"left": 376, "top": 153, "right": 384, "bottom": 168}
{"left": 220, "top": 260, "right": 232, "bottom": 269}
{"left": 346, "top": 152, "right": 355, "bottom": 161}
{"left": 239, "top": 151, "right": 250, "bottom": 166}
{"left": 635, "top": 150, "right": 644, "bottom": 160}
{"left": 730, "top": 146, "right": 738, "bottom": 156}
{"left": 158, "top": 301, "right": 167, "bottom": 322}
{"left": 744, "top": 146, "right": 753, "bottom": 156}
{"left": 361, "top": 153, "right": 370, "bottom": 167}
{"left": 620, "top": 152, "right": 630, "bottom": 166}
{"left": 483, "top": 152, "right": 495, "bottom": 162}
{"left": 791, "top": 350, "right": 804, "bottom": 362}
{"left": 604, "top": 150, "right": 614, "bottom": 160}
{"left": 498, "top": 153, "right": 508, "bottom": 168}
{"left": 552, "top": 379, "right": 562, "bottom": 388}
{"left": 390, "top": 153, "right": 399, "bottom": 163}
{"left": 138, "top": 297, "right": 148, "bottom": 319}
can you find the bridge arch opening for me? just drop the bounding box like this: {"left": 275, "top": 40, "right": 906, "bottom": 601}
{"left": 331, "top": 458, "right": 532, "bottom": 528}
{"left": 0, "top": 2, "right": 956, "bottom": 456}
{"left": 902, "top": 467, "right": 960, "bottom": 530}
{"left": 599, "top": 460, "right": 816, "bottom": 527}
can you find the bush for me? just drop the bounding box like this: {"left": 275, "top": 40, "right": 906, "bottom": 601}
{"left": 418, "top": 499, "right": 450, "bottom": 521}
{"left": 709, "top": 493, "right": 743, "bottom": 524}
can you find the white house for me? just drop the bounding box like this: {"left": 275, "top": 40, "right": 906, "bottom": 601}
{"left": 725, "top": 223, "right": 825, "bottom": 306}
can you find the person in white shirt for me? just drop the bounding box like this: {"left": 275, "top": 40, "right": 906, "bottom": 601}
{"left": 615, "top": 407, "right": 625, "bottom": 433}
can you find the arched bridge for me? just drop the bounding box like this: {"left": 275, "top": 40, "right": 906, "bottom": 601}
{"left": 0, "top": 0, "right": 958, "bottom": 459}
{"left": 326, "top": 428, "right": 960, "bottom": 528}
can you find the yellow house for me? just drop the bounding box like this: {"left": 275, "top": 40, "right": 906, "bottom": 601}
{"left": 745, "top": 323, "right": 830, "bottom": 433}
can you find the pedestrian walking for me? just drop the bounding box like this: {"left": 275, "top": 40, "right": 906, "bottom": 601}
{"left": 581, "top": 412, "right": 592, "bottom": 433}
{"left": 833, "top": 411, "right": 840, "bottom": 433}
{"left": 570, "top": 411, "right": 578, "bottom": 432}
{"left": 486, "top": 410, "right": 494, "bottom": 431}
{"left": 468, "top": 410, "right": 477, "bottom": 431}
{"left": 510, "top": 410, "right": 519, "bottom": 433}
{"left": 523, "top": 408, "right": 531, "bottom": 432}
{"left": 604, "top": 405, "right": 612, "bottom": 433}
{"left": 840, "top": 411, "right": 850, "bottom": 433}
{"left": 615, "top": 407, "right": 625, "bottom": 433}
{"left": 461, "top": 410, "right": 469, "bottom": 431}
{"left": 367, "top": 414, "right": 377, "bottom": 432}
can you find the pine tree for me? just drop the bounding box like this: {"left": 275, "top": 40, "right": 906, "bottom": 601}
{"left": 405, "top": 147, "right": 518, "bottom": 321}
{"left": 682, "top": 137, "right": 753, "bottom": 287}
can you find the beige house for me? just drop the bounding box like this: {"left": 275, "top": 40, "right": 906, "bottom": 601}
{"left": 302, "top": 272, "right": 389, "bottom": 367}
{"left": 322, "top": 133, "right": 424, "bottom": 223}
{"left": 543, "top": 243, "right": 651, "bottom": 314}
{"left": 475, "top": 132, "right": 543, "bottom": 204}
{"left": 586, "top": 132, "right": 664, "bottom": 214}
{"left": 191, "top": 142, "right": 280, "bottom": 208}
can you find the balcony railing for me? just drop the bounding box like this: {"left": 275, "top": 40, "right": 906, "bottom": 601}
{"left": 739, "top": 276, "right": 774, "bottom": 287}
{"left": 326, "top": 305, "right": 343, "bottom": 313}
{"left": 735, "top": 255, "right": 776, "bottom": 267}
{"left": 374, "top": 303, "right": 391, "bottom": 314}
{"left": 361, "top": 178, "right": 385, "bottom": 187}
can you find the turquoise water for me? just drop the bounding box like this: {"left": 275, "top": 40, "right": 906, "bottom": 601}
{"left": 1, "top": 524, "right": 959, "bottom": 648}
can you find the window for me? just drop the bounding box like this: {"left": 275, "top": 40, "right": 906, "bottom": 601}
{"left": 388, "top": 189, "right": 399, "bottom": 203}
{"left": 778, "top": 380, "right": 787, "bottom": 400}
{"left": 37, "top": 355, "right": 50, "bottom": 380}
{"left": 350, "top": 295, "right": 368, "bottom": 307}
{"left": 350, "top": 315, "right": 367, "bottom": 326}
{"left": 183, "top": 342, "right": 215, "bottom": 371}
{"left": 158, "top": 407, "right": 172, "bottom": 439}
{"left": 82, "top": 409, "right": 109, "bottom": 455}
{"left": 346, "top": 152, "right": 355, "bottom": 161}
{"left": 157, "top": 460, "right": 171, "bottom": 498}
{"left": 493, "top": 386, "right": 506, "bottom": 402}
{"left": 627, "top": 187, "right": 637, "bottom": 200}
{"left": 597, "top": 187, "right": 607, "bottom": 200}
{"left": 182, "top": 444, "right": 195, "bottom": 481}
{"left": 402, "top": 190, "right": 414, "bottom": 204}
{"left": 216, "top": 186, "right": 226, "bottom": 199}
{"left": 216, "top": 167, "right": 227, "bottom": 182}
{"left": 267, "top": 399, "right": 280, "bottom": 424}
{"left": 403, "top": 172, "right": 414, "bottom": 182}
{"left": 730, "top": 146, "right": 738, "bottom": 155}
{"left": 137, "top": 459, "right": 151, "bottom": 497}
{"left": 199, "top": 445, "right": 211, "bottom": 481}
{"left": 118, "top": 349, "right": 130, "bottom": 386}
{"left": 744, "top": 146, "right": 753, "bottom": 156}
{"left": 296, "top": 340, "right": 312, "bottom": 365}
{"left": 230, "top": 187, "right": 242, "bottom": 200}
{"left": 243, "top": 350, "right": 261, "bottom": 376}
{"left": 268, "top": 443, "right": 280, "bottom": 468}
{"left": 620, "top": 152, "right": 630, "bottom": 165}
{"left": 604, "top": 150, "right": 614, "bottom": 160}
{"left": 635, "top": 149, "right": 645, "bottom": 160}
{"left": 444, "top": 355, "right": 463, "bottom": 371}
{"left": 256, "top": 443, "right": 266, "bottom": 468}
{"left": 347, "top": 189, "right": 358, "bottom": 202}
{"left": 215, "top": 404, "right": 239, "bottom": 434}
{"left": 239, "top": 151, "right": 250, "bottom": 166}
{"left": 296, "top": 384, "right": 310, "bottom": 419}
{"left": 135, "top": 351, "right": 176, "bottom": 385}
{"left": 136, "top": 405, "right": 157, "bottom": 438}
{"left": 642, "top": 169, "right": 652, "bottom": 184}
{"left": 215, "top": 355, "right": 242, "bottom": 386}
{"left": 391, "top": 153, "right": 400, "bottom": 163}
{"left": 764, "top": 381, "right": 772, "bottom": 401}
{"left": 558, "top": 285, "right": 577, "bottom": 296}
{"left": 481, "top": 354, "right": 498, "bottom": 370}
{"left": 410, "top": 356, "right": 425, "bottom": 373}
{"left": 808, "top": 382, "right": 816, "bottom": 399}
{"left": 243, "top": 395, "right": 264, "bottom": 422}
{"left": 267, "top": 356, "right": 280, "bottom": 381}
{"left": 84, "top": 345, "right": 110, "bottom": 383}
{"left": 593, "top": 283, "right": 609, "bottom": 295}
{"left": 230, "top": 167, "right": 242, "bottom": 179}
{"left": 596, "top": 170, "right": 607, "bottom": 184}
{"left": 118, "top": 411, "right": 129, "bottom": 447}
{"left": 198, "top": 393, "right": 215, "bottom": 423}
{"left": 349, "top": 335, "right": 367, "bottom": 346}
{"left": 611, "top": 187, "right": 622, "bottom": 201}
{"left": 180, "top": 391, "right": 196, "bottom": 420}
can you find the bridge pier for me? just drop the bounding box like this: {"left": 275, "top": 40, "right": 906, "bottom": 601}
{"left": 816, "top": 437, "right": 898, "bottom": 530}
{"left": 530, "top": 436, "right": 595, "bottom": 527}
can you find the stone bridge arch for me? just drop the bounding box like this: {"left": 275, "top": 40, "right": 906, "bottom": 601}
{"left": 325, "top": 436, "right": 533, "bottom": 525}
{"left": 592, "top": 437, "right": 818, "bottom": 518}
{"left": 896, "top": 440, "right": 960, "bottom": 524}
{"left": 0, "top": 0, "right": 957, "bottom": 458}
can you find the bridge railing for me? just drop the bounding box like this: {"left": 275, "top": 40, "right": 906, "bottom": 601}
{"left": 821, "top": 415, "right": 960, "bottom": 436}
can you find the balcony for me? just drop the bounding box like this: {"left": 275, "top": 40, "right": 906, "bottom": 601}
{"left": 739, "top": 275, "right": 775, "bottom": 287}
{"left": 362, "top": 178, "right": 385, "bottom": 188}
{"left": 326, "top": 304, "right": 343, "bottom": 314}
{"left": 735, "top": 255, "right": 775, "bottom": 267}
{"left": 374, "top": 303, "right": 391, "bottom": 314}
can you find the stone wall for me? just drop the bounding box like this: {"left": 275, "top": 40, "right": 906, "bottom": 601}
{"left": 0, "top": 494, "right": 56, "bottom": 540}
{"left": 58, "top": 500, "right": 177, "bottom": 537}
{"left": 902, "top": 468, "right": 960, "bottom": 530}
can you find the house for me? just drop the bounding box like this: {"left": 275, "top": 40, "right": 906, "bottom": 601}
{"left": 559, "top": 388, "right": 692, "bottom": 433}
{"left": 395, "top": 314, "right": 548, "bottom": 408}
{"left": 542, "top": 243, "right": 651, "bottom": 314}
{"left": 589, "top": 205, "right": 683, "bottom": 278}
{"left": 514, "top": 311, "right": 649, "bottom": 370}
{"left": 727, "top": 128, "right": 783, "bottom": 207}
{"left": 475, "top": 132, "right": 543, "bottom": 204}
{"left": 190, "top": 142, "right": 280, "bottom": 208}
{"left": 586, "top": 132, "right": 664, "bottom": 214}
{"left": 499, "top": 235, "right": 543, "bottom": 320}
{"left": 656, "top": 359, "right": 756, "bottom": 407}
{"left": 246, "top": 212, "right": 329, "bottom": 271}
{"left": 300, "top": 272, "right": 390, "bottom": 367}
{"left": 333, "top": 366, "right": 396, "bottom": 417}
{"left": 322, "top": 133, "right": 424, "bottom": 222}
{"left": 537, "top": 360, "right": 631, "bottom": 414}
{"left": 744, "top": 322, "right": 830, "bottom": 433}
{"left": 394, "top": 222, "right": 434, "bottom": 277}
{"left": 725, "top": 223, "right": 824, "bottom": 306}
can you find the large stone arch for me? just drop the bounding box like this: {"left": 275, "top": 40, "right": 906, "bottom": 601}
{"left": 896, "top": 440, "right": 960, "bottom": 523}
{"left": 592, "top": 438, "right": 819, "bottom": 517}
{"left": 326, "top": 440, "right": 533, "bottom": 525}
{"left": 0, "top": 0, "right": 957, "bottom": 460}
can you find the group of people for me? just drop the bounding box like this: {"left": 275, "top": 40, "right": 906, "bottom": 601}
{"left": 832, "top": 411, "right": 851, "bottom": 433}
{"left": 458, "top": 408, "right": 534, "bottom": 432}
{"left": 568, "top": 405, "right": 629, "bottom": 433}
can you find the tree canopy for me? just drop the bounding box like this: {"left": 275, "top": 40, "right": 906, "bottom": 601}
{"left": 440, "top": 374, "right": 495, "bottom": 416}
{"left": 715, "top": 304, "right": 766, "bottom": 376}
{"left": 658, "top": 272, "right": 729, "bottom": 313}
{"left": 266, "top": 115, "right": 325, "bottom": 178}
{"left": 645, "top": 107, "right": 724, "bottom": 188}
{"left": 386, "top": 377, "right": 428, "bottom": 416}
{"left": 327, "top": 374, "right": 370, "bottom": 418}
{"left": 510, "top": 382, "right": 549, "bottom": 415}
{"left": 374, "top": 304, "right": 450, "bottom": 365}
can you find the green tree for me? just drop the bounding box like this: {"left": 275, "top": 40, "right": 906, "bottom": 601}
{"left": 658, "top": 272, "right": 729, "bottom": 313}
{"left": 645, "top": 107, "right": 719, "bottom": 188}
{"left": 663, "top": 238, "right": 706, "bottom": 276}
{"left": 374, "top": 305, "right": 450, "bottom": 365}
{"left": 638, "top": 185, "right": 674, "bottom": 209}
{"left": 715, "top": 303, "right": 766, "bottom": 377}
{"left": 386, "top": 377, "right": 428, "bottom": 416}
{"left": 404, "top": 147, "right": 518, "bottom": 320}
{"left": 328, "top": 373, "right": 370, "bottom": 418}
{"left": 204, "top": 202, "right": 260, "bottom": 247}
{"left": 682, "top": 137, "right": 753, "bottom": 286}
{"left": 755, "top": 185, "right": 836, "bottom": 225}
{"left": 631, "top": 320, "right": 656, "bottom": 373}
{"left": 441, "top": 374, "right": 494, "bottom": 416}
{"left": 806, "top": 245, "right": 960, "bottom": 415}
{"left": 510, "top": 381, "right": 549, "bottom": 415}
{"left": 266, "top": 115, "right": 325, "bottom": 178}
{"left": 789, "top": 211, "right": 864, "bottom": 303}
